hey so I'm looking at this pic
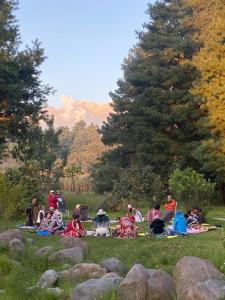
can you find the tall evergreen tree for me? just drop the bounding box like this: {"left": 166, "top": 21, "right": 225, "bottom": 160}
{"left": 99, "top": 0, "right": 206, "bottom": 190}
{"left": 0, "top": 0, "right": 51, "bottom": 155}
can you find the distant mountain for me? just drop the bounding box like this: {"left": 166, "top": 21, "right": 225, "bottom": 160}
{"left": 47, "top": 96, "right": 113, "bottom": 128}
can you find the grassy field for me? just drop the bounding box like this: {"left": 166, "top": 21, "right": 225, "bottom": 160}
{"left": 0, "top": 192, "right": 225, "bottom": 300}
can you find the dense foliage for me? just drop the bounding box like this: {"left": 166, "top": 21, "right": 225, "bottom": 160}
{"left": 169, "top": 168, "right": 215, "bottom": 209}
{"left": 94, "top": 0, "right": 211, "bottom": 204}
{"left": 0, "top": 0, "right": 52, "bottom": 156}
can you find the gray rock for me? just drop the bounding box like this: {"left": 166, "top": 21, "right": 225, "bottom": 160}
{"left": 101, "top": 272, "right": 121, "bottom": 279}
{"left": 38, "top": 270, "right": 58, "bottom": 288}
{"left": 36, "top": 246, "right": 55, "bottom": 257}
{"left": 186, "top": 279, "right": 225, "bottom": 300}
{"left": 60, "top": 237, "right": 89, "bottom": 255}
{"left": 118, "top": 264, "right": 149, "bottom": 300}
{"left": 146, "top": 269, "right": 176, "bottom": 300}
{"left": 71, "top": 277, "right": 123, "bottom": 300}
{"left": 173, "top": 256, "right": 224, "bottom": 300}
{"left": 9, "top": 238, "right": 25, "bottom": 252}
{"left": 101, "top": 258, "right": 126, "bottom": 275}
{"left": 46, "top": 287, "right": 63, "bottom": 296}
{"left": 0, "top": 290, "right": 5, "bottom": 294}
{"left": 48, "top": 247, "right": 83, "bottom": 264}
{"left": 58, "top": 263, "right": 107, "bottom": 281}
{"left": 0, "top": 229, "right": 23, "bottom": 247}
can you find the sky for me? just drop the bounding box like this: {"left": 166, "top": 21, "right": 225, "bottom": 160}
{"left": 16, "top": 0, "right": 155, "bottom": 107}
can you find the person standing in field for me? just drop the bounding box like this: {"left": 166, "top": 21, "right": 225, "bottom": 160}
{"left": 48, "top": 190, "right": 58, "bottom": 210}
{"left": 56, "top": 190, "right": 66, "bottom": 218}
{"left": 164, "top": 194, "right": 177, "bottom": 222}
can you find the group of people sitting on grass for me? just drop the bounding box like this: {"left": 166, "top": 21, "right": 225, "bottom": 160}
{"left": 23, "top": 191, "right": 213, "bottom": 238}
{"left": 144, "top": 195, "right": 208, "bottom": 237}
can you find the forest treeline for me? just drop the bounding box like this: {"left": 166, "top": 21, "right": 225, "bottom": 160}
{"left": 0, "top": 0, "right": 225, "bottom": 217}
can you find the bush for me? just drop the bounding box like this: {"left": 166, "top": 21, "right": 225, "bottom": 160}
{"left": 168, "top": 168, "right": 215, "bottom": 209}
{"left": 0, "top": 173, "right": 28, "bottom": 219}
{"left": 112, "top": 165, "right": 165, "bottom": 208}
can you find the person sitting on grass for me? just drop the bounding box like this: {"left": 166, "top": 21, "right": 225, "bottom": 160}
{"left": 61, "top": 213, "right": 85, "bottom": 237}
{"left": 145, "top": 204, "right": 162, "bottom": 223}
{"left": 36, "top": 206, "right": 45, "bottom": 227}
{"left": 127, "top": 204, "right": 143, "bottom": 222}
{"left": 173, "top": 211, "right": 187, "bottom": 235}
{"left": 94, "top": 209, "right": 110, "bottom": 236}
{"left": 38, "top": 210, "right": 53, "bottom": 231}
{"left": 118, "top": 211, "right": 137, "bottom": 238}
{"left": 150, "top": 217, "right": 166, "bottom": 238}
{"left": 193, "top": 207, "right": 206, "bottom": 224}
{"left": 185, "top": 209, "right": 208, "bottom": 234}
{"left": 25, "top": 198, "right": 40, "bottom": 227}
{"left": 73, "top": 204, "right": 93, "bottom": 221}
{"left": 185, "top": 210, "right": 199, "bottom": 228}
{"left": 48, "top": 209, "right": 64, "bottom": 234}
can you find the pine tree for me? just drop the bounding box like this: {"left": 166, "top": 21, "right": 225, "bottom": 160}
{"left": 99, "top": 0, "right": 206, "bottom": 190}
{"left": 0, "top": 0, "right": 51, "bottom": 155}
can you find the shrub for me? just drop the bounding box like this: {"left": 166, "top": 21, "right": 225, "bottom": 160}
{"left": 168, "top": 168, "right": 215, "bottom": 209}
{"left": 0, "top": 173, "right": 28, "bottom": 219}
{"left": 112, "top": 165, "right": 165, "bottom": 208}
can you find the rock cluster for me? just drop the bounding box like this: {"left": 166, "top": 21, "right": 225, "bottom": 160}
{"left": 1, "top": 229, "right": 224, "bottom": 300}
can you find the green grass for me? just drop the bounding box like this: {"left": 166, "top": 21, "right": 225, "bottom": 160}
{"left": 0, "top": 192, "right": 225, "bottom": 299}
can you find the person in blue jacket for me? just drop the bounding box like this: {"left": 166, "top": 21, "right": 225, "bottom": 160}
{"left": 173, "top": 211, "right": 187, "bottom": 235}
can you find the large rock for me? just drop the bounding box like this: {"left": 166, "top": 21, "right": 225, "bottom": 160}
{"left": 38, "top": 270, "right": 58, "bottom": 288}
{"left": 186, "top": 279, "right": 225, "bottom": 300}
{"left": 36, "top": 246, "right": 55, "bottom": 257}
{"left": 173, "top": 256, "right": 224, "bottom": 300}
{"left": 58, "top": 263, "right": 107, "bottom": 281}
{"left": 71, "top": 277, "right": 123, "bottom": 300}
{"left": 101, "top": 258, "right": 126, "bottom": 275}
{"left": 48, "top": 247, "right": 83, "bottom": 264}
{"left": 101, "top": 272, "right": 121, "bottom": 279}
{"left": 0, "top": 229, "right": 23, "bottom": 247}
{"left": 147, "top": 269, "right": 176, "bottom": 300}
{"left": 60, "top": 237, "right": 89, "bottom": 255}
{"left": 9, "top": 238, "right": 25, "bottom": 253}
{"left": 118, "top": 264, "right": 149, "bottom": 300}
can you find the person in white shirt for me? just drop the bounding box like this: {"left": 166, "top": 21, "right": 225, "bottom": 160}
{"left": 127, "top": 204, "right": 143, "bottom": 222}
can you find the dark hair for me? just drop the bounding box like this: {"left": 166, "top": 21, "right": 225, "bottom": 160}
{"left": 45, "top": 211, "right": 53, "bottom": 217}
{"left": 73, "top": 213, "right": 80, "bottom": 220}
{"left": 154, "top": 204, "right": 160, "bottom": 210}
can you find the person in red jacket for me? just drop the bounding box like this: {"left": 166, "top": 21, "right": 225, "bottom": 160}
{"left": 61, "top": 213, "right": 85, "bottom": 237}
{"left": 48, "top": 190, "right": 58, "bottom": 210}
{"left": 164, "top": 194, "right": 177, "bottom": 222}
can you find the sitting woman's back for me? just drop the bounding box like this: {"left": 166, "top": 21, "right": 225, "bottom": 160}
{"left": 94, "top": 209, "right": 110, "bottom": 236}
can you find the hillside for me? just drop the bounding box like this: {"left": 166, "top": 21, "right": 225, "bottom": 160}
{"left": 47, "top": 96, "right": 113, "bottom": 128}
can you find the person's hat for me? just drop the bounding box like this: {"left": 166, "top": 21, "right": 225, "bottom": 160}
{"left": 97, "top": 209, "right": 106, "bottom": 215}
{"left": 50, "top": 190, "right": 54, "bottom": 193}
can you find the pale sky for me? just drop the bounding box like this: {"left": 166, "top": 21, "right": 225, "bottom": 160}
{"left": 16, "top": 0, "right": 155, "bottom": 107}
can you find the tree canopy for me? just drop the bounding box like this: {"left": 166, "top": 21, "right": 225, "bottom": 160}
{"left": 0, "top": 0, "right": 51, "bottom": 155}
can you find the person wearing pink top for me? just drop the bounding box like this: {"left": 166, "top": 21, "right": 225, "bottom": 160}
{"left": 145, "top": 204, "right": 162, "bottom": 223}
